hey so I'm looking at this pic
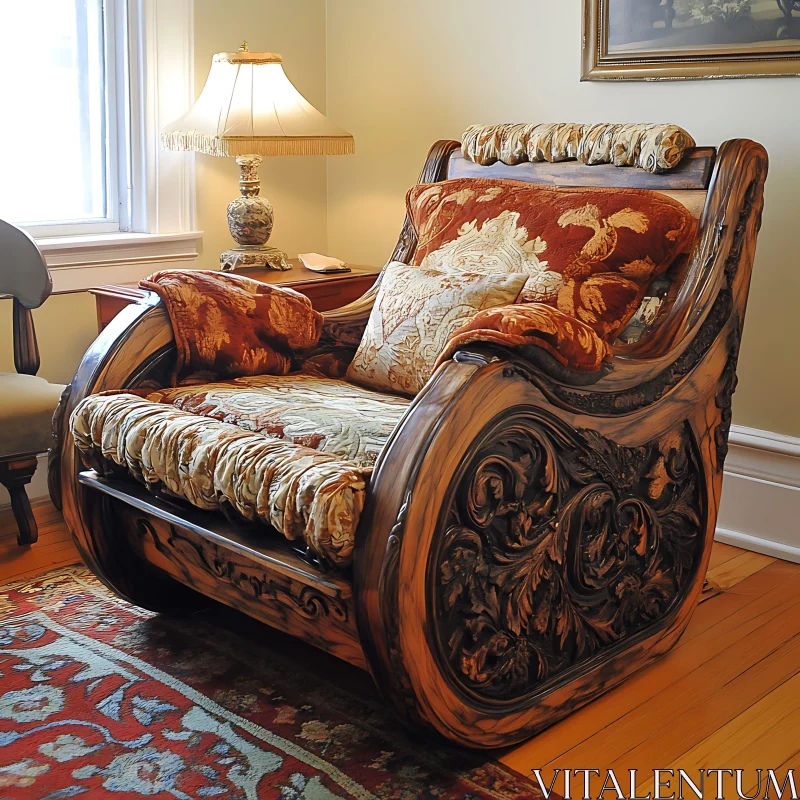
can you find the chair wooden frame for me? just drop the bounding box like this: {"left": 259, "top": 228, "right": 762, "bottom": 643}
{"left": 52, "top": 137, "right": 768, "bottom": 748}
{"left": 1, "top": 220, "right": 60, "bottom": 546}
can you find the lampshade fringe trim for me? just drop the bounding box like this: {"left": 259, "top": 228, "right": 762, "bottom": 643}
{"left": 162, "top": 132, "right": 355, "bottom": 157}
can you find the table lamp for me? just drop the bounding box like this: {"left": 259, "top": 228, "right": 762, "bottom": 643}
{"left": 162, "top": 43, "right": 354, "bottom": 271}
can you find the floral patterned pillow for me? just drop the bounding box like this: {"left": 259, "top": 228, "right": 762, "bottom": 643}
{"left": 407, "top": 178, "right": 696, "bottom": 340}
{"left": 346, "top": 261, "right": 527, "bottom": 396}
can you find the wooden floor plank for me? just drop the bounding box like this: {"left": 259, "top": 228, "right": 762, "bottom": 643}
{"left": 635, "top": 672, "right": 800, "bottom": 797}
{"left": 0, "top": 500, "right": 80, "bottom": 583}
{"left": 705, "top": 550, "right": 775, "bottom": 592}
{"left": 597, "top": 622, "right": 800, "bottom": 778}
{"left": 531, "top": 597, "right": 800, "bottom": 773}
{"left": 706, "top": 540, "right": 746, "bottom": 571}
{"left": 760, "top": 751, "right": 800, "bottom": 795}
{"left": 502, "top": 558, "right": 800, "bottom": 773}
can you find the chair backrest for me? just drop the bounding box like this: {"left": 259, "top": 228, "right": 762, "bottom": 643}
{"left": 389, "top": 141, "right": 717, "bottom": 349}
{"left": 446, "top": 146, "right": 716, "bottom": 222}
{"left": 0, "top": 219, "right": 52, "bottom": 309}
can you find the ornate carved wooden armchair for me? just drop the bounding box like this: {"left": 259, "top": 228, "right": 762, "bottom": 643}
{"left": 52, "top": 135, "right": 767, "bottom": 749}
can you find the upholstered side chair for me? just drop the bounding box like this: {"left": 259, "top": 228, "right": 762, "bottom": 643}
{"left": 0, "top": 219, "right": 66, "bottom": 545}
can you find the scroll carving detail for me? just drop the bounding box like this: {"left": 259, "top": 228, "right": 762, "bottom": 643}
{"left": 434, "top": 414, "right": 704, "bottom": 701}
{"left": 138, "top": 519, "right": 350, "bottom": 623}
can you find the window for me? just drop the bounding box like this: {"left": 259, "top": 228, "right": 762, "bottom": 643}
{"left": 0, "top": 0, "right": 128, "bottom": 236}
{"left": 0, "top": 0, "right": 197, "bottom": 292}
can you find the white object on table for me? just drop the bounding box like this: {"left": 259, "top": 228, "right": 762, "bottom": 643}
{"left": 298, "top": 253, "right": 351, "bottom": 273}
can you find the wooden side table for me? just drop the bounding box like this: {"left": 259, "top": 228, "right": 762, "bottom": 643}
{"left": 89, "top": 260, "right": 381, "bottom": 333}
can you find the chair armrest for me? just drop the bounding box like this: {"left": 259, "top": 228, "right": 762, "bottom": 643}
{"left": 12, "top": 298, "right": 40, "bottom": 376}
{"left": 615, "top": 139, "right": 768, "bottom": 365}
{"left": 305, "top": 282, "right": 380, "bottom": 377}
{"left": 355, "top": 137, "right": 767, "bottom": 745}
{"left": 50, "top": 293, "right": 177, "bottom": 571}
{"left": 319, "top": 283, "right": 379, "bottom": 348}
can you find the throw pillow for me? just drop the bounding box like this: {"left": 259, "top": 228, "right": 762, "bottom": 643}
{"left": 346, "top": 261, "right": 527, "bottom": 396}
{"left": 407, "top": 178, "right": 696, "bottom": 340}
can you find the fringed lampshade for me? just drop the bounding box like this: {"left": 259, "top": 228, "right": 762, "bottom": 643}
{"left": 162, "top": 44, "right": 355, "bottom": 271}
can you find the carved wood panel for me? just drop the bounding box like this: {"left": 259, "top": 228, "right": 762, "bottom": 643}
{"left": 432, "top": 412, "right": 705, "bottom": 702}
{"left": 118, "top": 507, "right": 366, "bottom": 669}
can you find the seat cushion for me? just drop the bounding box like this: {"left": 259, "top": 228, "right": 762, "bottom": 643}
{"left": 72, "top": 393, "right": 372, "bottom": 568}
{"left": 146, "top": 370, "right": 410, "bottom": 468}
{"left": 0, "top": 373, "right": 65, "bottom": 457}
{"left": 70, "top": 374, "right": 411, "bottom": 568}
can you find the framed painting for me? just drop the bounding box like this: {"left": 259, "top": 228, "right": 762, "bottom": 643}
{"left": 582, "top": 0, "right": 800, "bottom": 79}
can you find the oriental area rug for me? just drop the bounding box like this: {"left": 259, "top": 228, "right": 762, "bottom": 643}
{"left": 0, "top": 566, "right": 542, "bottom": 799}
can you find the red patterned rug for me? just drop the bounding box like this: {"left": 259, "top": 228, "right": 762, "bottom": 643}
{"left": 0, "top": 566, "right": 542, "bottom": 799}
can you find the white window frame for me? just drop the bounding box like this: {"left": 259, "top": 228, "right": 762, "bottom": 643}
{"left": 16, "top": 0, "right": 124, "bottom": 238}
{"left": 34, "top": 0, "right": 202, "bottom": 293}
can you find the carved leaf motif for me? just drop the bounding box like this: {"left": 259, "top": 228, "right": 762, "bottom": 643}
{"left": 439, "top": 530, "right": 489, "bottom": 612}
{"left": 576, "top": 430, "right": 648, "bottom": 490}
{"left": 436, "top": 415, "right": 703, "bottom": 701}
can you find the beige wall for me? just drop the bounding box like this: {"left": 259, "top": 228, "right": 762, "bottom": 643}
{"left": 325, "top": 0, "right": 800, "bottom": 438}
{"left": 1, "top": 0, "right": 329, "bottom": 386}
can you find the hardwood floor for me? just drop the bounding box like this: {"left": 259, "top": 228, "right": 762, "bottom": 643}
{"left": 2, "top": 500, "right": 798, "bottom": 779}
{"left": 0, "top": 499, "right": 81, "bottom": 582}
{"left": 502, "top": 542, "right": 800, "bottom": 784}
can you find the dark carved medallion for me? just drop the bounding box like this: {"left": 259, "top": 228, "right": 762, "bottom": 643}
{"left": 433, "top": 413, "right": 704, "bottom": 702}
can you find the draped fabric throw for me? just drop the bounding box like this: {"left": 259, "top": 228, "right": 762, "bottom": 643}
{"left": 141, "top": 270, "right": 323, "bottom": 385}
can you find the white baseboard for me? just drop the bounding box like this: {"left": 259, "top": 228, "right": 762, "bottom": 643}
{"left": 0, "top": 454, "right": 50, "bottom": 508}
{"left": 716, "top": 425, "right": 800, "bottom": 563}
{"left": 3, "top": 428, "right": 797, "bottom": 564}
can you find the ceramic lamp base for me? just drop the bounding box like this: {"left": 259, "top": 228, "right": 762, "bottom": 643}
{"left": 220, "top": 246, "right": 291, "bottom": 272}
{"left": 220, "top": 154, "right": 290, "bottom": 272}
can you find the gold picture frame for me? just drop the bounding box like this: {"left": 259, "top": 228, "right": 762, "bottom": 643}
{"left": 582, "top": 0, "right": 800, "bottom": 80}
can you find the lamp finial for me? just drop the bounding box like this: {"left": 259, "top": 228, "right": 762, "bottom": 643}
{"left": 239, "top": 41, "right": 249, "bottom": 52}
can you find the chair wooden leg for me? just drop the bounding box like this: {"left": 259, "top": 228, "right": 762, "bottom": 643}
{"left": 0, "top": 457, "right": 39, "bottom": 546}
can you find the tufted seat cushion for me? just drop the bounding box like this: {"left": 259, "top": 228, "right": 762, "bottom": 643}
{"left": 146, "top": 371, "right": 411, "bottom": 468}
{"left": 70, "top": 373, "right": 411, "bottom": 568}
{"left": 0, "top": 373, "right": 65, "bottom": 457}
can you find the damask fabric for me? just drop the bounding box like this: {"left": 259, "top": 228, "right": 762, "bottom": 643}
{"left": 408, "top": 178, "right": 696, "bottom": 340}
{"left": 462, "top": 122, "right": 696, "bottom": 173}
{"left": 141, "top": 270, "right": 323, "bottom": 385}
{"left": 346, "top": 261, "right": 527, "bottom": 396}
{"left": 145, "top": 369, "right": 411, "bottom": 469}
{"left": 436, "top": 303, "right": 612, "bottom": 373}
{"left": 70, "top": 391, "right": 380, "bottom": 568}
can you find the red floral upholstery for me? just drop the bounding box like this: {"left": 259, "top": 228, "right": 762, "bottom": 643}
{"left": 141, "top": 270, "right": 322, "bottom": 384}
{"left": 436, "top": 303, "right": 612, "bottom": 373}
{"left": 407, "top": 178, "right": 696, "bottom": 340}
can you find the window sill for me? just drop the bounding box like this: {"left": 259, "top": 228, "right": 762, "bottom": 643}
{"left": 38, "top": 231, "right": 204, "bottom": 294}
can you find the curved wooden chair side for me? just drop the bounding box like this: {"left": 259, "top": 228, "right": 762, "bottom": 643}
{"left": 52, "top": 297, "right": 192, "bottom": 607}
{"left": 353, "top": 138, "right": 768, "bottom": 747}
